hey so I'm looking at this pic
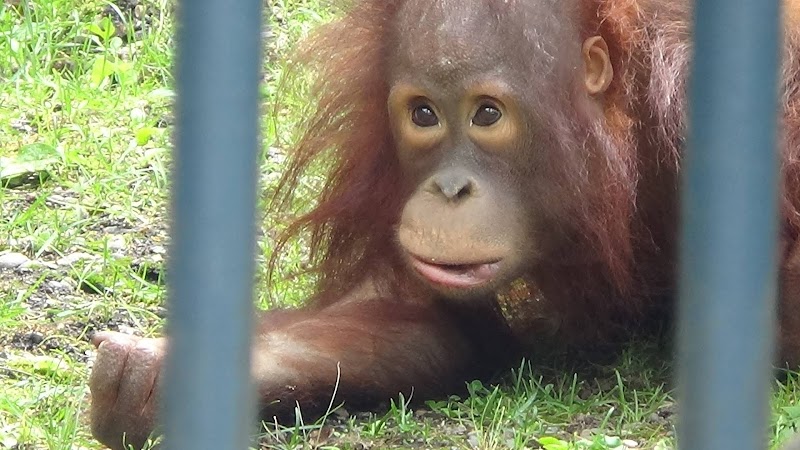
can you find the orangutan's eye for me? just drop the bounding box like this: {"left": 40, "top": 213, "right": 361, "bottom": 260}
{"left": 412, "top": 105, "right": 439, "bottom": 127}
{"left": 472, "top": 104, "right": 502, "bottom": 127}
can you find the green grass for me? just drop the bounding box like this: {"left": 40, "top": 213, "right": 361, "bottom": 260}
{"left": 1, "top": 1, "right": 800, "bottom": 449}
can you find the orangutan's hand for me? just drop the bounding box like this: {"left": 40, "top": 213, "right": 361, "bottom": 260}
{"left": 89, "top": 331, "right": 165, "bottom": 450}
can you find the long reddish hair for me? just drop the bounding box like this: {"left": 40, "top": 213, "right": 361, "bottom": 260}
{"left": 268, "top": 1, "right": 409, "bottom": 304}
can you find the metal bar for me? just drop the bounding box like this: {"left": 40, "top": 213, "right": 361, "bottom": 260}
{"left": 677, "top": 1, "right": 782, "bottom": 449}
{"left": 163, "top": 1, "right": 264, "bottom": 449}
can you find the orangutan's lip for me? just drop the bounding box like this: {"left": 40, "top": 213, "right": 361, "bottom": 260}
{"left": 408, "top": 254, "right": 502, "bottom": 289}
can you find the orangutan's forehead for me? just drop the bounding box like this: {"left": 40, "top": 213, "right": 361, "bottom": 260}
{"left": 390, "top": 0, "right": 571, "bottom": 81}
{"left": 392, "top": 1, "right": 512, "bottom": 80}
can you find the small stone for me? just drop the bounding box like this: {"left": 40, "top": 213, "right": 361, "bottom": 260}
{"left": 107, "top": 235, "right": 126, "bottom": 252}
{"left": 780, "top": 435, "right": 800, "bottom": 450}
{"left": 19, "top": 259, "right": 44, "bottom": 269}
{"left": 150, "top": 245, "right": 166, "bottom": 255}
{"left": 623, "top": 439, "right": 639, "bottom": 448}
{"left": 74, "top": 205, "right": 90, "bottom": 220}
{"left": 39, "top": 261, "right": 59, "bottom": 270}
{"left": 62, "top": 295, "right": 85, "bottom": 306}
{"left": 25, "top": 295, "right": 46, "bottom": 309}
{"left": 10, "top": 118, "right": 35, "bottom": 134}
{"left": 466, "top": 432, "right": 480, "bottom": 449}
{"left": 24, "top": 331, "right": 44, "bottom": 345}
{"left": 45, "top": 280, "right": 72, "bottom": 293}
{"left": 117, "top": 325, "right": 139, "bottom": 336}
{"left": 580, "top": 429, "right": 597, "bottom": 440}
{"left": 0, "top": 252, "right": 30, "bottom": 269}
{"left": 308, "top": 425, "right": 333, "bottom": 442}
{"left": 47, "top": 194, "right": 66, "bottom": 204}
{"left": 130, "top": 107, "right": 147, "bottom": 122}
{"left": 57, "top": 252, "right": 95, "bottom": 266}
{"left": 451, "top": 424, "right": 468, "bottom": 434}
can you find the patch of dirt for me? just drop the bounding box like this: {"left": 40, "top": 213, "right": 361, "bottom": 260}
{"left": 0, "top": 190, "right": 168, "bottom": 364}
{"left": 102, "top": 0, "right": 169, "bottom": 43}
{"left": 8, "top": 330, "right": 85, "bottom": 361}
{"left": 258, "top": 409, "right": 477, "bottom": 450}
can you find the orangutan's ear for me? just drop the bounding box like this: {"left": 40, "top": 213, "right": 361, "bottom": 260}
{"left": 582, "top": 36, "right": 614, "bottom": 95}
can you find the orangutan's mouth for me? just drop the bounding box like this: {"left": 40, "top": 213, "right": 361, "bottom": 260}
{"left": 408, "top": 254, "right": 502, "bottom": 289}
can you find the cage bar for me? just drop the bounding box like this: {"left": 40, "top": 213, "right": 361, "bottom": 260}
{"left": 677, "top": 1, "right": 782, "bottom": 449}
{"left": 163, "top": 1, "right": 264, "bottom": 449}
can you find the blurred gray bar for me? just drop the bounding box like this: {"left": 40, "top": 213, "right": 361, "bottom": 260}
{"left": 164, "top": 1, "right": 263, "bottom": 449}
{"left": 677, "top": 1, "right": 782, "bottom": 449}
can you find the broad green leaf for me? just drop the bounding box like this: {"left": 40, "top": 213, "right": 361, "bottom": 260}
{"left": 0, "top": 143, "right": 60, "bottom": 188}
{"left": 782, "top": 405, "right": 800, "bottom": 420}
{"left": 135, "top": 127, "right": 159, "bottom": 146}
{"left": 87, "top": 17, "right": 116, "bottom": 42}
{"left": 90, "top": 56, "right": 116, "bottom": 87}
{"left": 539, "top": 436, "right": 571, "bottom": 450}
{"left": 16, "top": 142, "right": 59, "bottom": 162}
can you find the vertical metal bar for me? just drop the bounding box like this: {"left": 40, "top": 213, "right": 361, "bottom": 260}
{"left": 677, "top": 0, "right": 782, "bottom": 449}
{"left": 164, "top": 1, "right": 263, "bottom": 449}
